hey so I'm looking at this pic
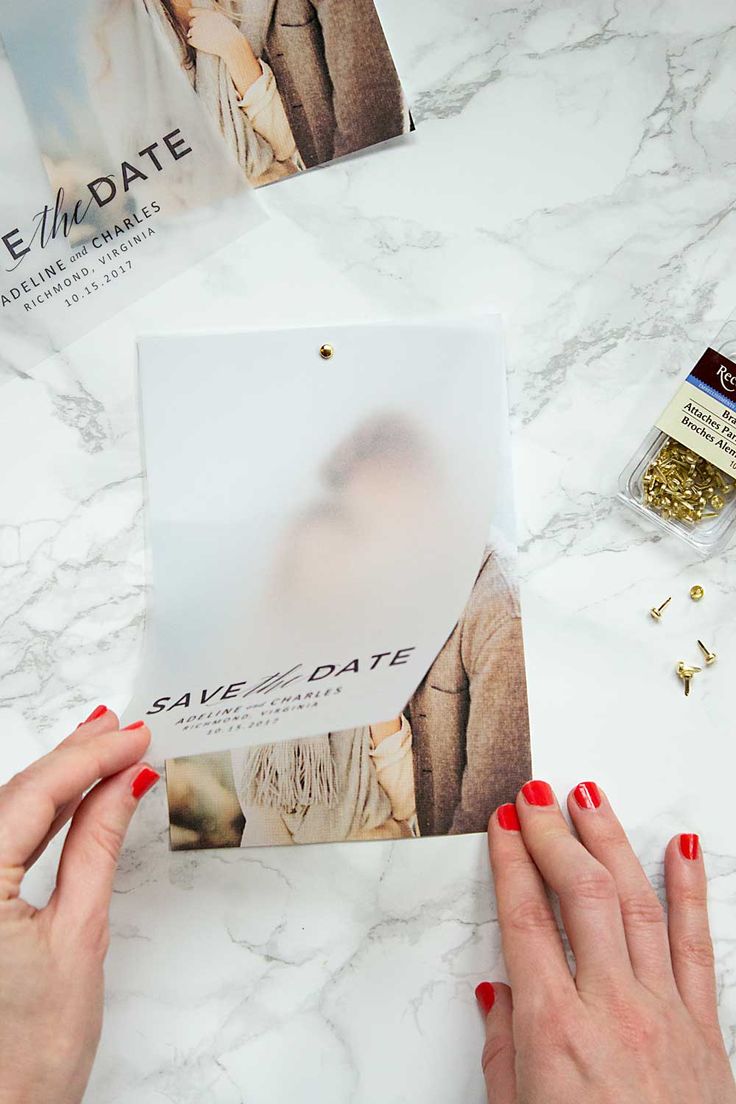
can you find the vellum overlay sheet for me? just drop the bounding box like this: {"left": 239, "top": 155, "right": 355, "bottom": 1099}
{"left": 0, "top": 0, "right": 262, "bottom": 372}
{"left": 0, "top": 0, "right": 411, "bottom": 372}
{"left": 127, "top": 321, "right": 533, "bottom": 849}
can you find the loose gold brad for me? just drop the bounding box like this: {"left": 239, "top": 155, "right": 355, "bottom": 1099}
{"left": 649, "top": 597, "right": 672, "bottom": 621}
{"left": 689, "top": 584, "right": 705, "bottom": 601}
{"left": 319, "top": 343, "right": 334, "bottom": 360}
{"left": 676, "top": 661, "right": 702, "bottom": 697}
{"left": 697, "top": 640, "right": 717, "bottom": 666}
{"left": 642, "top": 438, "right": 735, "bottom": 526}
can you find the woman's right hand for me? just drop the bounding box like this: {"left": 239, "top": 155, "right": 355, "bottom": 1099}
{"left": 477, "top": 782, "right": 736, "bottom": 1103}
{"left": 0, "top": 708, "right": 159, "bottom": 1104}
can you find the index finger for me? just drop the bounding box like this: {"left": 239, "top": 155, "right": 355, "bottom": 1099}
{"left": 488, "top": 803, "right": 574, "bottom": 1000}
{"left": 0, "top": 712, "right": 151, "bottom": 868}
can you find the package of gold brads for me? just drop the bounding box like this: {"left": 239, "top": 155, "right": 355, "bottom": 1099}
{"left": 619, "top": 322, "right": 736, "bottom": 557}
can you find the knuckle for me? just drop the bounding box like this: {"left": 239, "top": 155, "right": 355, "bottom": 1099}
{"left": 673, "top": 885, "right": 708, "bottom": 910}
{"left": 481, "top": 1034, "right": 514, "bottom": 1078}
{"left": 546, "top": 1017, "right": 578, "bottom": 1055}
{"left": 3, "top": 768, "right": 34, "bottom": 795}
{"left": 78, "top": 911, "right": 111, "bottom": 959}
{"left": 608, "top": 994, "right": 661, "bottom": 1051}
{"left": 0, "top": 772, "right": 55, "bottom": 847}
{"left": 567, "top": 866, "right": 617, "bottom": 906}
{"left": 596, "top": 824, "right": 626, "bottom": 847}
{"left": 0, "top": 866, "right": 24, "bottom": 900}
{"left": 89, "top": 817, "right": 125, "bottom": 865}
{"left": 677, "top": 935, "right": 715, "bottom": 970}
{"left": 618, "top": 892, "right": 666, "bottom": 930}
{"left": 504, "top": 851, "right": 534, "bottom": 876}
{"left": 504, "top": 896, "right": 558, "bottom": 937}
{"left": 600, "top": 828, "right": 639, "bottom": 859}
{"left": 524, "top": 996, "right": 580, "bottom": 1052}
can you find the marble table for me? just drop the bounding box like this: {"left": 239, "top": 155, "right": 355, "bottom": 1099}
{"left": 2, "top": 1, "right": 736, "bottom": 1100}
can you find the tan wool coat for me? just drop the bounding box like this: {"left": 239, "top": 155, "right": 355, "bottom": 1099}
{"left": 262, "top": 0, "right": 407, "bottom": 168}
{"left": 407, "top": 550, "right": 532, "bottom": 837}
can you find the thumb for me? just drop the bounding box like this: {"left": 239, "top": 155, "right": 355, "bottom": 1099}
{"left": 49, "top": 757, "right": 160, "bottom": 943}
{"left": 476, "top": 982, "right": 516, "bottom": 1104}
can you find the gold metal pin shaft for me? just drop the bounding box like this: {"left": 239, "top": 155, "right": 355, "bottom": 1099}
{"left": 649, "top": 597, "right": 672, "bottom": 621}
{"left": 676, "top": 661, "right": 702, "bottom": 697}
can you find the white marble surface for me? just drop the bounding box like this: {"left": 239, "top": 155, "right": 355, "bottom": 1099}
{"left": 2, "top": 1, "right": 736, "bottom": 1100}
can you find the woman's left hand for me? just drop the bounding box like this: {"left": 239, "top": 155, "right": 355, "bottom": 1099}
{"left": 0, "top": 709, "right": 159, "bottom": 1104}
{"left": 187, "top": 8, "right": 253, "bottom": 63}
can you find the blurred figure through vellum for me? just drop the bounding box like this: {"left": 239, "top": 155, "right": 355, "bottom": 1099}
{"left": 273, "top": 413, "right": 442, "bottom": 639}
{"left": 130, "top": 322, "right": 498, "bottom": 757}
{"left": 167, "top": 416, "right": 532, "bottom": 849}
{"left": 170, "top": 413, "right": 432, "bottom": 847}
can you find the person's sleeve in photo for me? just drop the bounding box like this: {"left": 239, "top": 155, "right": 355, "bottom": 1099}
{"left": 263, "top": 0, "right": 411, "bottom": 172}
{"left": 449, "top": 558, "right": 531, "bottom": 835}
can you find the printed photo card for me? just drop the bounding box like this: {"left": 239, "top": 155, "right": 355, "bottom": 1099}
{"left": 124, "top": 320, "right": 532, "bottom": 850}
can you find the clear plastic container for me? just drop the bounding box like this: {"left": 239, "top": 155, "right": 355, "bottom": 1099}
{"left": 619, "top": 322, "right": 736, "bottom": 558}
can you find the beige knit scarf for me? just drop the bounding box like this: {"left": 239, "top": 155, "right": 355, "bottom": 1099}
{"left": 237, "top": 736, "right": 338, "bottom": 811}
{"left": 142, "top": 0, "right": 278, "bottom": 182}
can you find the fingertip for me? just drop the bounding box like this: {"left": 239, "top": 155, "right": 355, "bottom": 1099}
{"left": 569, "top": 781, "right": 603, "bottom": 812}
{"left": 664, "top": 833, "right": 707, "bottom": 899}
{"left": 475, "top": 981, "right": 513, "bottom": 1018}
{"left": 478, "top": 982, "right": 516, "bottom": 1098}
{"left": 475, "top": 981, "right": 495, "bottom": 1016}
{"left": 76, "top": 705, "right": 119, "bottom": 732}
{"left": 496, "top": 803, "right": 521, "bottom": 832}
{"left": 679, "top": 833, "right": 701, "bottom": 862}
{"left": 487, "top": 805, "right": 522, "bottom": 858}
{"left": 519, "top": 779, "right": 556, "bottom": 808}
{"left": 80, "top": 704, "right": 109, "bottom": 725}
{"left": 130, "top": 764, "right": 160, "bottom": 800}
{"left": 119, "top": 719, "right": 152, "bottom": 751}
{"left": 667, "top": 832, "right": 702, "bottom": 864}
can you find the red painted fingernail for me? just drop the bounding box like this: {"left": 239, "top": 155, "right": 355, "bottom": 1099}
{"left": 80, "top": 705, "right": 108, "bottom": 726}
{"left": 121, "top": 720, "right": 146, "bottom": 731}
{"left": 497, "top": 803, "right": 521, "bottom": 831}
{"left": 475, "top": 982, "right": 495, "bottom": 1016}
{"left": 573, "top": 782, "right": 601, "bottom": 810}
{"left": 679, "top": 833, "right": 700, "bottom": 861}
{"left": 521, "top": 780, "right": 554, "bottom": 807}
{"left": 131, "top": 766, "right": 160, "bottom": 800}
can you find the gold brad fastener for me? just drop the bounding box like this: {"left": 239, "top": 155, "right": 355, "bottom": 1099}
{"left": 676, "top": 661, "right": 702, "bottom": 697}
{"left": 642, "top": 439, "right": 735, "bottom": 526}
{"left": 689, "top": 584, "right": 705, "bottom": 601}
{"left": 697, "top": 640, "right": 717, "bottom": 666}
{"left": 319, "top": 343, "right": 334, "bottom": 360}
{"left": 649, "top": 597, "right": 672, "bottom": 621}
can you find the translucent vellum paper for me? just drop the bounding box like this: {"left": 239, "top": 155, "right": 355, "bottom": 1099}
{"left": 0, "top": 0, "right": 263, "bottom": 373}
{"left": 127, "top": 320, "right": 508, "bottom": 759}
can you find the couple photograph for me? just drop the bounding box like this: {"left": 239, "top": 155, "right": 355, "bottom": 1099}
{"left": 143, "top": 0, "right": 412, "bottom": 185}
{"left": 2, "top": 0, "right": 411, "bottom": 196}
{"left": 167, "top": 544, "right": 532, "bottom": 849}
